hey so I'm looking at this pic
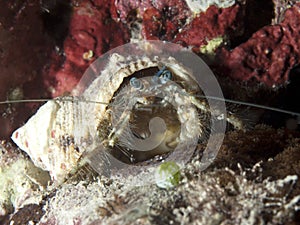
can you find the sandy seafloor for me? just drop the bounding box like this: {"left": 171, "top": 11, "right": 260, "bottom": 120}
{"left": 0, "top": 0, "right": 300, "bottom": 224}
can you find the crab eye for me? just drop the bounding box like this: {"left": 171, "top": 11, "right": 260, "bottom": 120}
{"left": 154, "top": 66, "right": 172, "bottom": 84}
{"left": 161, "top": 70, "right": 172, "bottom": 81}
{"left": 155, "top": 66, "right": 166, "bottom": 77}
{"left": 130, "top": 77, "right": 143, "bottom": 90}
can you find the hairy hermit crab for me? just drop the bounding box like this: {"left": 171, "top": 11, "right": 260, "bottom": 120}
{"left": 11, "top": 41, "right": 229, "bottom": 186}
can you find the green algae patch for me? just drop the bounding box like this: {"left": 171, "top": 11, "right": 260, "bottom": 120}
{"left": 200, "top": 36, "right": 225, "bottom": 55}
{"left": 155, "top": 161, "right": 181, "bottom": 189}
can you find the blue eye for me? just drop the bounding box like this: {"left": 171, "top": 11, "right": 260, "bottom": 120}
{"left": 155, "top": 66, "right": 166, "bottom": 77}
{"left": 161, "top": 70, "right": 172, "bottom": 80}
{"left": 130, "top": 77, "right": 143, "bottom": 90}
{"left": 154, "top": 66, "right": 172, "bottom": 84}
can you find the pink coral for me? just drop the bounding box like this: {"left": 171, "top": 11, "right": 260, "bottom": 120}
{"left": 217, "top": 3, "right": 300, "bottom": 86}
{"left": 113, "top": 0, "right": 191, "bottom": 23}
{"left": 114, "top": 0, "right": 191, "bottom": 41}
{"left": 174, "top": 4, "right": 244, "bottom": 51}
{"left": 45, "top": 0, "right": 130, "bottom": 97}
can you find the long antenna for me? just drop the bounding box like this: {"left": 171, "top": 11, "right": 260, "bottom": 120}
{"left": 0, "top": 98, "right": 110, "bottom": 105}
{"left": 0, "top": 96, "right": 299, "bottom": 117}
{"left": 196, "top": 95, "right": 300, "bottom": 117}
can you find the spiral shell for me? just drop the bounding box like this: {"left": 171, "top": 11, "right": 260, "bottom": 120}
{"left": 11, "top": 97, "right": 92, "bottom": 182}
{"left": 11, "top": 41, "right": 227, "bottom": 185}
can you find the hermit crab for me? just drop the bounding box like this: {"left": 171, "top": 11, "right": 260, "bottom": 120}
{"left": 10, "top": 41, "right": 280, "bottom": 186}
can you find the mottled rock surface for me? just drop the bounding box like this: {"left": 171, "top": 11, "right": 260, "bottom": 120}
{"left": 45, "top": 0, "right": 130, "bottom": 97}
{"left": 174, "top": 4, "right": 244, "bottom": 52}
{"left": 1, "top": 126, "right": 299, "bottom": 225}
{"left": 217, "top": 2, "right": 300, "bottom": 86}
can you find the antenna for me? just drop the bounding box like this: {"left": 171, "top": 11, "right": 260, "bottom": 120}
{"left": 0, "top": 96, "right": 299, "bottom": 117}
{"left": 0, "top": 98, "right": 110, "bottom": 106}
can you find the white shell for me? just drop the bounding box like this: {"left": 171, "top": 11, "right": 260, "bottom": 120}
{"left": 11, "top": 98, "right": 92, "bottom": 182}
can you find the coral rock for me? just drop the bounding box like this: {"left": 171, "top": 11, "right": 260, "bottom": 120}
{"left": 142, "top": 7, "right": 163, "bottom": 40}
{"left": 174, "top": 4, "right": 244, "bottom": 52}
{"left": 114, "top": 0, "right": 192, "bottom": 41}
{"left": 45, "top": 0, "right": 130, "bottom": 97}
{"left": 114, "top": 0, "right": 191, "bottom": 23}
{"left": 217, "top": 3, "right": 300, "bottom": 86}
{"left": 0, "top": 142, "right": 50, "bottom": 217}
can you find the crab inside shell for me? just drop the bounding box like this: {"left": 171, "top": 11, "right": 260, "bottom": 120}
{"left": 82, "top": 52, "right": 206, "bottom": 185}
{"left": 11, "top": 41, "right": 222, "bottom": 185}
